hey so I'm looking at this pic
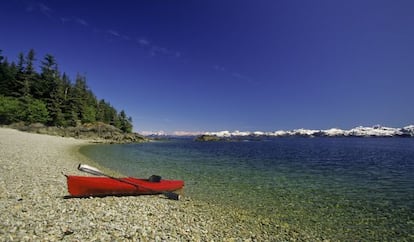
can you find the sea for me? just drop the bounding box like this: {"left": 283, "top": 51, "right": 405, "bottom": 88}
{"left": 80, "top": 137, "right": 414, "bottom": 241}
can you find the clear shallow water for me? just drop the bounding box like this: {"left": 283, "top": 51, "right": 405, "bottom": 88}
{"left": 80, "top": 138, "right": 414, "bottom": 240}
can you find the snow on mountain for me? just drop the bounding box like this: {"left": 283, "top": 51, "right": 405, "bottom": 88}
{"left": 347, "top": 125, "right": 400, "bottom": 137}
{"left": 290, "top": 129, "right": 320, "bottom": 136}
{"left": 143, "top": 125, "right": 414, "bottom": 137}
{"left": 205, "top": 130, "right": 232, "bottom": 137}
{"left": 204, "top": 125, "right": 414, "bottom": 138}
{"left": 271, "top": 130, "right": 288, "bottom": 136}
{"left": 171, "top": 131, "right": 205, "bottom": 136}
{"left": 324, "top": 128, "right": 345, "bottom": 136}
{"left": 401, "top": 125, "right": 414, "bottom": 136}
{"left": 141, "top": 130, "right": 168, "bottom": 136}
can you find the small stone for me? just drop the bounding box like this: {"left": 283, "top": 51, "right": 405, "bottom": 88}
{"left": 63, "top": 229, "right": 74, "bottom": 236}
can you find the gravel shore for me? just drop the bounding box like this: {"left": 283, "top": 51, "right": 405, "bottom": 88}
{"left": 0, "top": 128, "right": 317, "bottom": 241}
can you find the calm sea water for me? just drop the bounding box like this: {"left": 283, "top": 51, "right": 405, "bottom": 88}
{"left": 80, "top": 138, "right": 414, "bottom": 240}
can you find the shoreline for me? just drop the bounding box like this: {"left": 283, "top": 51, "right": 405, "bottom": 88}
{"left": 0, "top": 128, "right": 318, "bottom": 241}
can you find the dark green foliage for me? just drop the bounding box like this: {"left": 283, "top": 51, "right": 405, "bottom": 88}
{"left": 0, "top": 49, "right": 134, "bottom": 132}
{"left": 118, "top": 110, "right": 133, "bottom": 133}
{"left": 0, "top": 52, "right": 18, "bottom": 97}
{"left": 0, "top": 96, "right": 48, "bottom": 124}
{"left": 0, "top": 95, "right": 23, "bottom": 124}
{"left": 22, "top": 97, "right": 49, "bottom": 124}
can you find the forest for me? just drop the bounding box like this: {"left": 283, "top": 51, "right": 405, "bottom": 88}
{"left": 0, "top": 49, "right": 133, "bottom": 133}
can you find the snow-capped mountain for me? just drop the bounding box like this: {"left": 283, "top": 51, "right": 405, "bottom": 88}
{"left": 204, "top": 125, "right": 414, "bottom": 138}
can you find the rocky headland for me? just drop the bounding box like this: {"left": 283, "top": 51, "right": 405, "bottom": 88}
{"left": 5, "top": 122, "right": 147, "bottom": 144}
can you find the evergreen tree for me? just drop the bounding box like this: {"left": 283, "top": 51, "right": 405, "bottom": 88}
{"left": 0, "top": 50, "right": 4, "bottom": 63}
{"left": 23, "top": 49, "right": 37, "bottom": 98}
{"left": 106, "top": 104, "right": 120, "bottom": 128}
{"left": 60, "top": 73, "right": 73, "bottom": 126}
{"left": 14, "top": 51, "right": 35, "bottom": 97}
{"left": 32, "top": 54, "right": 57, "bottom": 100}
{"left": 48, "top": 75, "right": 66, "bottom": 126}
{"left": 0, "top": 50, "right": 10, "bottom": 95}
{"left": 40, "top": 54, "right": 64, "bottom": 125}
{"left": 96, "top": 99, "right": 106, "bottom": 122}
{"left": 17, "top": 53, "right": 25, "bottom": 73}
{"left": 119, "top": 110, "right": 133, "bottom": 133}
{"left": 84, "top": 89, "right": 98, "bottom": 123}
{"left": 12, "top": 52, "right": 26, "bottom": 97}
{"left": 0, "top": 55, "right": 18, "bottom": 96}
{"left": 26, "top": 49, "right": 36, "bottom": 75}
{"left": 72, "top": 74, "right": 87, "bottom": 122}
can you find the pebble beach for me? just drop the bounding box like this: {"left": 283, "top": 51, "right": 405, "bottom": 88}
{"left": 0, "top": 128, "right": 317, "bottom": 241}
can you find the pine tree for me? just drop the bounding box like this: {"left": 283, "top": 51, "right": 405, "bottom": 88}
{"left": 15, "top": 50, "right": 37, "bottom": 97}
{"left": 60, "top": 73, "right": 73, "bottom": 126}
{"left": 0, "top": 54, "right": 17, "bottom": 97}
{"left": 96, "top": 99, "right": 106, "bottom": 122}
{"left": 0, "top": 50, "right": 11, "bottom": 95}
{"left": 12, "top": 52, "right": 26, "bottom": 97}
{"left": 40, "top": 54, "right": 65, "bottom": 125}
{"left": 71, "top": 74, "right": 98, "bottom": 124}
{"left": 26, "top": 49, "right": 36, "bottom": 75}
{"left": 0, "top": 50, "right": 4, "bottom": 63}
{"left": 24, "top": 49, "right": 37, "bottom": 98}
{"left": 119, "top": 110, "right": 133, "bottom": 133}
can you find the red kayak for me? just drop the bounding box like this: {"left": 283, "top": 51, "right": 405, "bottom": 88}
{"left": 66, "top": 175, "right": 184, "bottom": 197}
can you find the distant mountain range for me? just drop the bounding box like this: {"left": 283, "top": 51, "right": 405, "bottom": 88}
{"left": 203, "top": 125, "right": 414, "bottom": 138}
{"left": 144, "top": 125, "right": 414, "bottom": 139}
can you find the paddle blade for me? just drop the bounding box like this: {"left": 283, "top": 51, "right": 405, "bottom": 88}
{"left": 163, "top": 192, "right": 180, "bottom": 201}
{"left": 78, "top": 164, "right": 104, "bottom": 176}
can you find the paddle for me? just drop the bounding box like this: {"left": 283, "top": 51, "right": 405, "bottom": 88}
{"left": 77, "top": 164, "right": 180, "bottom": 200}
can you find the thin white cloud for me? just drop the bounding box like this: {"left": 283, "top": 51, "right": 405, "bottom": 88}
{"left": 213, "top": 64, "right": 254, "bottom": 84}
{"left": 232, "top": 72, "right": 248, "bottom": 80}
{"left": 25, "top": 2, "right": 53, "bottom": 18}
{"left": 105, "top": 30, "right": 132, "bottom": 43}
{"left": 121, "top": 35, "right": 131, "bottom": 41}
{"left": 107, "top": 29, "right": 121, "bottom": 37}
{"left": 213, "top": 65, "right": 226, "bottom": 72}
{"left": 137, "top": 38, "right": 150, "bottom": 46}
{"left": 74, "top": 17, "right": 88, "bottom": 27}
{"left": 150, "top": 46, "right": 168, "bottom": 56}
{"left": 60, "top": 17, "right": 70, "bottom": 23}
{"left": 25, "top": 3, "right": 35, "bottom": 12}
{"left": 38, "top": 3, "right": 52, "bottom": 14}
{"left": 135, "top": 38, "right": 181, "bottom": 58}
{"left": 60, "top": 16, "right": 89, "bottom": 27}
{"left": 232, "top": 72, "right": 256, "bottom": 84}
{"left": 150, "top": 45, "right": 182, "bottom": 58}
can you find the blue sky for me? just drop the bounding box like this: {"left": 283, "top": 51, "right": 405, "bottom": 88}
{"left": 1, "top": 0, "right": 413, "bottom": 133}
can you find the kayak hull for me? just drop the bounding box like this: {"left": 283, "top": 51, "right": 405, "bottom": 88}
{"left": 66, "top": 175, "right": 184, "bottom": 197}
